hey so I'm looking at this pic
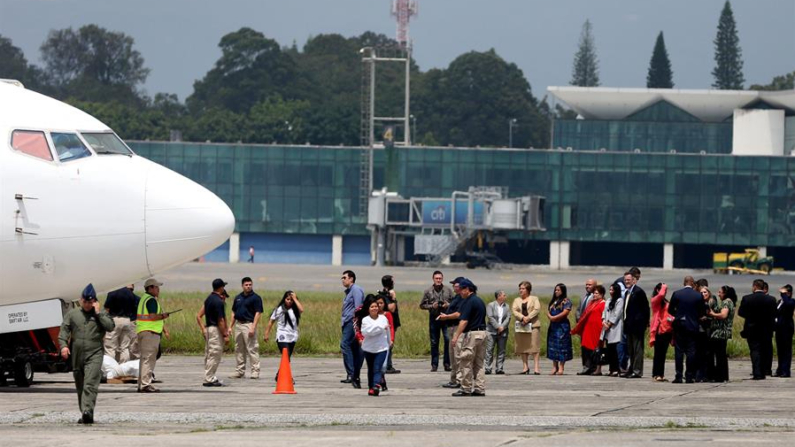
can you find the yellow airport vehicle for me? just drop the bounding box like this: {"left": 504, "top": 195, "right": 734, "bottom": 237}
{"left": 713, "top": 248, "right": 774, "bottom": 275}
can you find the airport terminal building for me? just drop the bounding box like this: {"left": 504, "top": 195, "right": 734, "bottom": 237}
{"left": 129, "top": 87, "right": 795, "bottom": 270}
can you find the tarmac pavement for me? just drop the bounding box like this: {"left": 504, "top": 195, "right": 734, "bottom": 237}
{"left": 2, "top": 355, "right": 795, "bottom": 445}
{"left": 145, "top": 262, "right": 792, "bottom": 295}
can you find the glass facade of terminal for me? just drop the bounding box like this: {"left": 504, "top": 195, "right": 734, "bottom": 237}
{"left": 553, "top": 100, "right": 734, "bottom": 154}
{"left": 130, "top": 142, "right": 795, "bottom": 252}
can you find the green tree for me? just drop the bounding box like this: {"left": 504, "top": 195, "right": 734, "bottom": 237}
{"left": 187, "top": 27, "right": 302, "bottom": 114}
{"left": 570, "top": 20, "right": 600, "bottom": 87}
{"left": 647, "top": 32, "right": 674, "bottom": 88}
{"left": 0, "top": 35, "right": 31, "bottom": 82}
{"left": 712, "top": 1, "right": 744, "bottom": 90}
{"left": 412, "top": 50, "right": 549, "bottom": 148}
{"left": 750, "top": 71, "right": 795, "bottom": 91}
{"left": 247, "top": 96, "right": 310, "bottom": 144}
{"left": 0, "top": 35, "right": 47, "bottom": 91}
{"left": 40, "top": 25, "right": 150, "bottom": 104}
{"left": 184, "top": 108, "right": 247, "bottom": 143}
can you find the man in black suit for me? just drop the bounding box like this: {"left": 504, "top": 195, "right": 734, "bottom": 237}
{"left": 622, "top": 271, "right": 649, "bottom": 378}
{"left": 738, "top": 279, "right": 777, "bottom": 380}
{"left": 667, "top": 276, "right": 705, "bottom": 383}
{"left": 774, "top": 284, "right": 795, "bottom": 378}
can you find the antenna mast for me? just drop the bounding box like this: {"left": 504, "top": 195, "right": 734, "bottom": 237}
{"left": 391, "top": 0, "right": 418, "bottom": 48}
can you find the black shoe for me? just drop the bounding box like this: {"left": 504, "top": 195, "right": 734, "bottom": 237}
{"left": 385, "top": 368, "right": 401, "bottom": 374}
{"left": 444, "top": 366, "right": 452, "bottom": 372}
{"left": 576, "top": 370, "right": 593, "bottom": 376}
{"left": 496, "top": 370, "right": 505, "bottom": 375}
{"left": 485, "top": 370, "right": 492, "bottom": 375}
{"left": 442, "top": 382, "right": 460, "bottom": 388}
{"left": 471, "top": 390, "right": 486, "bottom": 397}
{"left": 685, "top": 379, "right": 695, "bottom": 384}
{"left": 202, "top": 380, "right": 224, "bottom": 387}
{"left": 81, "top": 411, "right": 93, "bottom": 424}
{"left": 451, "top": 390, "right": 471, "bottom": 397}
{"left": 340, "top": 377, "right": 352, "bottom": 384}
{"left": 431, "top": 366, "right": 438, "bottom": 372}
{"left": 672, "top": 378, "right": 683, "bottom": 384}
{"left": 626, "top": 373, "right": 642, "bottom": 379}
{"left": 351, "top": 379, "right": 362, "bottom": 389}
{"left": 752, "top": 376, "right": 765, "bottom": 380}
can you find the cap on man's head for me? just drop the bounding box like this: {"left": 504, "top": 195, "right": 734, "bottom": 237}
{"left": 458, "top": 278, "right": 477, "bottom": 291}
{"left": 81, "top": 283, "right": 97, "bottom": 301}
{"left": 212, "top": 278, "right": 228, "bottom": 290}
{"left": 144, "top": 278, "right": 163, "bottom": 289}
{"left": 450, "top": 276, "right": 466, "bottom": 285}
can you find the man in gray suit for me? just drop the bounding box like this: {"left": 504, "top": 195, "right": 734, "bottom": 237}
{"left": 485, "top": 290, "right": 511, "bottom": 375}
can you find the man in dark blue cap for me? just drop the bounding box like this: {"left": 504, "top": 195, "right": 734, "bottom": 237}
{"left": 450, "top": 278, "right": 488, "bottom": 397}
{"left": 58, "top": 284, "right": 115, "bottom": 424}
{"left": 438, "top": 276, "right": 466, "bottom": 388}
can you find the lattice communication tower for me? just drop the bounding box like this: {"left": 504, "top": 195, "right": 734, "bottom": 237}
{"left": 391, "top": 0, "right": 418, "bottom": 48}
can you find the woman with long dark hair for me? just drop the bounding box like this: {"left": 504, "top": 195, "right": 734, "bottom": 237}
{"left": 380, "top": 275, "right": 401, "bottom": 374}
{"left": 356, "top": 294, "right": 391, "bottom": 396}
{"left": 707, "top": 285, "right": 736, "bottom": 382}
{"left": 602, "top": 282, "right": 625, "bottom": 376}
{"left": 264, "top": 290, "right": 304, "bottom": 360}
{"left": 374, "top": 294, "right": 395, "bottom": 391}
{"left": 546, "top": 283, "right": 573, "bottom": 375}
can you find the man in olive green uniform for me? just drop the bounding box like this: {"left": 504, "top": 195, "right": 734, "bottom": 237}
{"left": 136, "top": 278, "right": 170, "bottom": 393}
{"left": 58, "top": 284, "right": 115, "bottom": 424}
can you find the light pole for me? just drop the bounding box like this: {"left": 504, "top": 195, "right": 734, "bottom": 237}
{"left": 410, "top": 114, "right": 417, "bottom": 144}
{"left": 508, "top": 118, "right": 517, "bottom": 148}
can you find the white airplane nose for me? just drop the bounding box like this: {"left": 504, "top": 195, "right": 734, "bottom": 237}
{"left": 144, "top": 163, "right": 235, "bottom": 275}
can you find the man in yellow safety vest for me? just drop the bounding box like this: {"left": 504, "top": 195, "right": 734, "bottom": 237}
{"left": 136, "top": 278, "right": 170, "bottom": 393}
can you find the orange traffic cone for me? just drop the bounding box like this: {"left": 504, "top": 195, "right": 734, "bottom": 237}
{"left": 273, "top": 347, "right": 296, "bottom": 394}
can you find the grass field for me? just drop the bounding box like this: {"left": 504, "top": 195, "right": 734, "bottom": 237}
{"left": 157, "top": 289, "right": 761, "bottom": 359}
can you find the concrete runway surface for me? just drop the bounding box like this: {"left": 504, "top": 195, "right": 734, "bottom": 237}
{"left": 147, "top": 262, "right": 793, "bottom": 295}
{"left": 2, "top": 356, "right": 795, "bottom": 445}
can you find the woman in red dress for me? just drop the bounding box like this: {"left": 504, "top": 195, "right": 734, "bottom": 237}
{"left": 571, "top": 284, "right": 606, "bottom": 375}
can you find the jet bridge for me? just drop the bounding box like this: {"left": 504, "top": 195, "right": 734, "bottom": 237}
{"left": 367, "top": 187, "right": 545, "bottom": 266}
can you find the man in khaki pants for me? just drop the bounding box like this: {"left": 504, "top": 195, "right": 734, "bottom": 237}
{"left": 451, "top": 278, "right": 488, "bottom": 397}
{"left": 439, "top": 277, "right": 465, "bottom": 388}
{"left": 197, "top": 279, "right": 229, "bottom": 386}
{"left": 228, "top": 277, "right": 263, "bottom": 379}
{"left": 136, "top": 279, "right": 170, "bottom": 393}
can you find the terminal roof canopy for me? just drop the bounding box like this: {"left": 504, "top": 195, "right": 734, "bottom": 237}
{"left": 548, "top": 86, "right": 795, "bottom": 123}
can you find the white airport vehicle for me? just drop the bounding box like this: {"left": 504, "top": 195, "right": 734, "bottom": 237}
{"left": 0, "top": 79, "right": 235, "bottom": 386}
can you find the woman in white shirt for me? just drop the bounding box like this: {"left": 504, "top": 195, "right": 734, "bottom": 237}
{"left": 357, "top": 295, "right": 391, "bottom": 396}
{"left": 265, "top": 290, "right": 304, "bottom": 364}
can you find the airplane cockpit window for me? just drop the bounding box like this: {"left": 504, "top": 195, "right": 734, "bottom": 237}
{"left": 50, "top": 132, "right": 92, "bottom": 162}
{"left": 11, "top": 130, "right": 54, "bottom": 161}
{"left": 81, "top": 132, "right": 133, "bottom": 155}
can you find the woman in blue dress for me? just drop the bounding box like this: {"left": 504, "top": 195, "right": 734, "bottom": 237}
{"left": 546, "top": 283, "right": 573, "bottom": 375}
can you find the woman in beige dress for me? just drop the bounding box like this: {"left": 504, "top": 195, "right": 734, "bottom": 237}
{"left": 512, "top": 281, "right": 542, "bottom": 374}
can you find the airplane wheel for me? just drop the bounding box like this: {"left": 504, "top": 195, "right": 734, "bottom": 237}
{"left": 759, "top": 263, "right": 771, "bottom": 274}
{"left": 13, "top": 358, "right": 33, "bottom": 387}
